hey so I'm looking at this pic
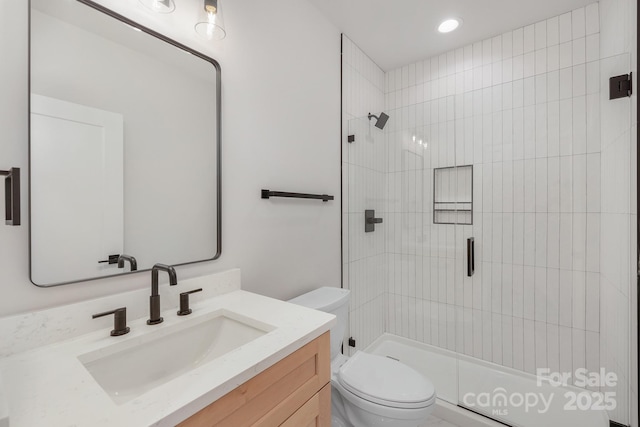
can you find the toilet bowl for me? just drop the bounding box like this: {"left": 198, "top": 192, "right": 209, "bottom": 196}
{"left": 289, "top": 287, "right": 436, "bottom": 427}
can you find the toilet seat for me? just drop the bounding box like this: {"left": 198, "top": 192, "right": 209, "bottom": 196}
{"left": 337, "top": 351, "right": 436, "bottom": 410}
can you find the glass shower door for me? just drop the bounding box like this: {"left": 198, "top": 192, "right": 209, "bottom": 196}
{"left": 343, "top": 113, "right": 387, "bottom": 356}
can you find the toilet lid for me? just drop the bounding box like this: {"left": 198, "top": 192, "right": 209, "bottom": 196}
{"left": 338, "top": 351, "right": 436, "bottom": 409}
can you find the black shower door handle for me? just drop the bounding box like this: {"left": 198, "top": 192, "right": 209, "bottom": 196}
{"left": 467, "top": 237, "right": 475, "bottom": 277}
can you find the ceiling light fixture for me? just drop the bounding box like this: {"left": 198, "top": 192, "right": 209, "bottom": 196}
{"left": 195, "top": 0, "right": 227, "bottom": 41}
{"left": 437, "top": 18, "right": 461, "bottom": 33}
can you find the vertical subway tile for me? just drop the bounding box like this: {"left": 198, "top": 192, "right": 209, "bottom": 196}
{"left": 585, "top": 34, "right": 600, "bottom": 63}
{"left": 559, "top": 12, "right": 573, "bottom": 43}
{"left": 572, "top": 37, "right": 586, "bottom": 65}
{"left": 535, "top": 320, "right": 548, "bottom": 370}
{"left": 548, "top": 211, "right": 561, "bottom": 266}
{"left": 572, "top": 7, "right": 586, "bottom": 40}
{"left": 559, "top": 326, "right": 573, "bottom": 375}
{"left": 513, "top": 212, "right": 525, "bottom": 265}
{"left": 572, "top": 213, "right": 587, "bottom": 271}
{"left": 483, "top": 39, "right": 492, "bottom": 65}
{"left": 559, "top": 99, "right": 573, "bottom": 156}
{"left": 585, "top": 3, "right": 600, "bottom": 36}
{"left": 503, "top": 31, "right": 513, "bottom": 58}
{"left": 585, "top": 272, "right": 600, "bottom": 332}
{"left": 523, "top": 319, "right": 536, "bottom": 373}
{"left": 559, "top": 42, "right": 573, "bottom": 69}
{"left": 559, "top": 67, "right": 573, "bottom": 100}
{"left": 586, "top": 94, "right": 600, "bottom": 153}
{"left": 513, "top": 317, "right": 525, "bottom": 370}
{"left": 513, "top": 27, "right": 524, "bottom": 56}
{"left": 524, "top": 24, "right": 535, "bottom": 53}
{"left": 559, "top": 213, "right": 573, "bottom": 270}
{"left": 492, "top": 35, "right": 502, "bottom": 63}
{"left": 586, "top": 153, "right": 601, "bottom": 212}
{"left": 534, "top": 267, "right": 547, "bottom": 324}
{"left": 573, "top": 154, "right": 587, "bottom": 211}
{"left": 548, "top": 45, "right": 560, "bottom": 72}
{"left": 524, "top": 52, "right": 535, "bottom": 78}
{"left": 547, "top": 268, "right": 560, "bottom": 324}
{"left": 559, "top": 269, "right": 573, "bottom": 327}
{"left": 535, "top": 21, "right": 547, "bottom": 50}
{"left": 548, "top": 100, "right": 560, "bottom": 157}
{"left": 572, "top": 328, "right": 586, "bottom": 374}
{"left": 585, "top": 213, "right": 600, "bottom": 273}
{"left": 547, "top": 16, "right": 560, "bottom": 46}
{"left": 547, "top": 323, "right": 560, "bottom": 373}
{"left": 572, "top": 270, "right": 586, "bottom": 329}
{"left": 573, "top": 96, "right": 587, "bottom": 155}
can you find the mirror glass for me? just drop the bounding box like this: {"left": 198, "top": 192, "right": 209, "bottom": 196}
{"left": 30, "top": 0, "right": 221, "bottom": 286}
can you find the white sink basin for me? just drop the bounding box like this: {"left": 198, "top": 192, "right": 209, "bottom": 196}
{"left": 78, "top": 310, "right": 274, "bottom": 404}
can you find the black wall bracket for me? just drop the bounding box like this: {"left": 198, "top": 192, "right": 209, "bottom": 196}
{"left": 348, "top": 135, "right": 355, "bottom": 143}
{"left": 0, "top": 167, "right": 20, "bottom": 226}
{"left": 348, "top": 337, "right": 356, "bottom": 347}
{"left": 610, "top": 73, "right": 633, "bottom": 99}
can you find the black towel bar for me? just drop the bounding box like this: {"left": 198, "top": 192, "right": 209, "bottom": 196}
{"left": 261, "top": 190, "right": 334, "bottom": 202}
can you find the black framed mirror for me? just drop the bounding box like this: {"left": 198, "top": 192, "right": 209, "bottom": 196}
{"left": 29, "top": 0, "right": 221, "bottom": 287}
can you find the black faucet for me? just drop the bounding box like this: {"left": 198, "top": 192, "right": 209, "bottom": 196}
{"left": 117, "top": 254, "right": 138, "bottom": 271}
{"left": 147, "top": 263, "right": 178, "bottom": 325}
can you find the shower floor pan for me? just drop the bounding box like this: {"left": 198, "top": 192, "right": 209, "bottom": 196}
{"left": 366, "top": 334, "right": 609, "bottom": 427}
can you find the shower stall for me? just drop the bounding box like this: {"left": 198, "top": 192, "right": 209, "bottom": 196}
{"left": 341, "top": 2, "right": 637, "bottom": 426}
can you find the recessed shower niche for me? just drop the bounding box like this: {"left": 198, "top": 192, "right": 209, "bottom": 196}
{"left": 433, "top": 165, "right": 472, "bottom": 225}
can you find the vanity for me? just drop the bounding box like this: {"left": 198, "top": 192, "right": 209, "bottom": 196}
{"left": 0, "top": 270, "right": 335, "bottom": 426}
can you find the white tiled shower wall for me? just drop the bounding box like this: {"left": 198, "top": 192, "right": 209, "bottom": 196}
{"left": 380, "top": 1, "right": 634, "bottom": 424}
{"left": 598, "top": 0, "right": 638, "bottom": 424}
{"left": 342, "top": 1, "right": 637, "bottom": 425}
{"left": 341, "top": 36, "right": 388, "bottom": 352}
{"left": 385, "top": 0, "right": 603, "bottom": 383}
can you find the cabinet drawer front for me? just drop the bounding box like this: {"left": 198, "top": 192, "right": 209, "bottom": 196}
{"left": 280, "top": 384, "right": 331, "bottom": 427}
{"left": 179, "top": 332, "right": 330, "bottom": 427}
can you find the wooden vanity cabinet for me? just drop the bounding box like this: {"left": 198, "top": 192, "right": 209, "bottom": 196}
{"left": 178, "top": 332, "right": 331, "bottom": 427}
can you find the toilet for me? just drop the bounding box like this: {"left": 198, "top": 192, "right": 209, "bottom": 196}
{"left": 289, "top": 287, "right": 436, "bottom": 427}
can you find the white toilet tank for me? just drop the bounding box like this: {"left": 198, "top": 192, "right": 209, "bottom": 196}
{"left": 288, "top": 287, "right": 350, "bottom": 359}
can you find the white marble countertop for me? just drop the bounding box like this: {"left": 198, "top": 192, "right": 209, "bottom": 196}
{"left": 0, "top": 283, "right": 335, "bottom": 426}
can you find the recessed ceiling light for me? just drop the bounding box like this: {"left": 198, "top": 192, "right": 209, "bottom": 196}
{"left": 438, "top": 18, "right": 462, "bottom": 33}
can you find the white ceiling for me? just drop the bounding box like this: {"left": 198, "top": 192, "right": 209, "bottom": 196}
{"left": 306, "top": 0, "right": 597, "bottom": 71}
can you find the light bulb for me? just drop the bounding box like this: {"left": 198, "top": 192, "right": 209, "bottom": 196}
{"left": 196, "top": 0, "right": 226, "bottom": 40}
{"left": 438, "top": 18, "right": 462, "bottom": 33}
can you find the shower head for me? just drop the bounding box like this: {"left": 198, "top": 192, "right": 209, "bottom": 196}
{"left": 368, "top": 112, "right": 389, "bottom": 130}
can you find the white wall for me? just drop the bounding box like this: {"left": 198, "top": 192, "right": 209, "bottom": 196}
{"left": 0, "top": 0, "right": 341, "bottom": 316}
